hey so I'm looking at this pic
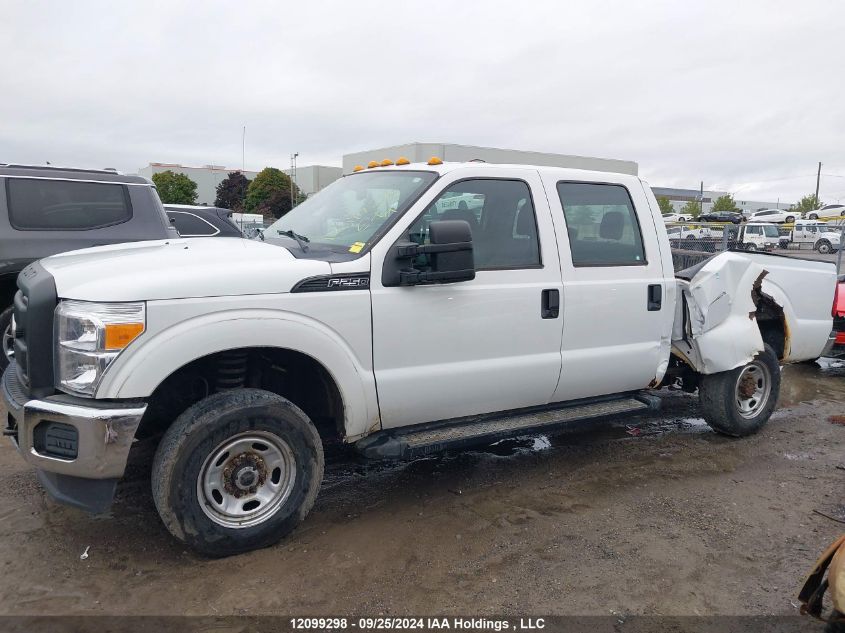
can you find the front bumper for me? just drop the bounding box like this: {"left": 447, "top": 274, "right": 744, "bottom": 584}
{"left": 2, "top": 361, "right": 146, "bottom": 512}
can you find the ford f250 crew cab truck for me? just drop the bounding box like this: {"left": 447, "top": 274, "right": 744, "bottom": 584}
{"left": 2, "top": 159, "right": 838, "bottom": 556}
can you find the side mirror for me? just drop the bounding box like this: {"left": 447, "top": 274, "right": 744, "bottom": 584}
{"left": 382, "top": 219, "right": 475, "bottom": 287}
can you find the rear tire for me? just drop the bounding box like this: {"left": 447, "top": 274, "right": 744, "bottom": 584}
{"left": 0, "top": 305, "right": 14, "bottom": 372}
{"left": 817, "top": 240, "right": 833, "bottom": 254}
{"left": 785, "top": 215, "right": 795, "bottom": 223}
{"left": 151, "top": 388, "right": 324, "bottom": 557}
{"left": 698, "top": 344, "right": 780, "bottom": 437}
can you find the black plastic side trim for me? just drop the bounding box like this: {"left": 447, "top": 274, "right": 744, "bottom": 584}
{"left": 291, "top": 273, "right": 370, "bottom": 293}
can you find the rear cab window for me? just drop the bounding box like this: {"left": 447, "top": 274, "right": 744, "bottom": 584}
{"left": 7, "top": 178, "right": 132, "bottom": 230}
{"left": 556, "top": 182, "right": 646, "bottom": 266}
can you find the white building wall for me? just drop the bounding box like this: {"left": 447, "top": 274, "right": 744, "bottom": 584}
{"left": 342, "top": 142, "right": 638, "bottom": 176}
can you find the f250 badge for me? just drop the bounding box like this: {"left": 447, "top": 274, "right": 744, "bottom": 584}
{"left": 327, "top": 276, "right": 369, "bottom": 289}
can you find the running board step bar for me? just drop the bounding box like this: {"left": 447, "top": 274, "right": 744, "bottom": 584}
{"left": 356, "top": 394, "right": 658, "bottom": 460}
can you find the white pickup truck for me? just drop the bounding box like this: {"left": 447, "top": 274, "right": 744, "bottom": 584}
{"left": 2, "top": 159, "right": 838, "bottom": 556}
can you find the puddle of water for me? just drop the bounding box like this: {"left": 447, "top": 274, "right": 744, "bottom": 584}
{"left": 779, "top": 361, "right": 845, "bottom": 407}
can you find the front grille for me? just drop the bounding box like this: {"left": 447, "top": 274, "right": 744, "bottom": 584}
{"left": 14, "top": 262, "right": 57, "bottom": 399}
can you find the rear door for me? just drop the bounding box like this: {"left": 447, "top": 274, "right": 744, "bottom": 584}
{"left": 541, "top": 175, "right": 671, "bottom": 402}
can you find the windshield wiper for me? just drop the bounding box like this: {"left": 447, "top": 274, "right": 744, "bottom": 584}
{"left": 277, "top": 229, "right": 310, "bottom": 252}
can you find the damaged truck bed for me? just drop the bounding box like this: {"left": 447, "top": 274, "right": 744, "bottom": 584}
{"left": 672, "top": 251, "right": 838, "bottom": 375}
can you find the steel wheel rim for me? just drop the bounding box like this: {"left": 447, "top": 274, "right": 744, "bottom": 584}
{"left": 197, "top": 430, "right": 296, "bottom": 529}
{"left": 734, "top": 362, "right": 771, "bottom": 419}
{"left": 2, "top": 322, "right": 14, "bottom": 363}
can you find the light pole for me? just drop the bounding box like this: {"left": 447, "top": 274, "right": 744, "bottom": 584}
{"left": 290, "top": 153, "right": 299, "bottom": 209}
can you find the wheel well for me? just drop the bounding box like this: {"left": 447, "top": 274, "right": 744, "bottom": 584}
{"left": 137, "top": 347, "right": 345, "bottom": 446}
{"left": 753, "top": 290, "right": 788, "bottom": 361}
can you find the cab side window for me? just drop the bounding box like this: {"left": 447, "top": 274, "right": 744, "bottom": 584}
{"left": 407, "top": 179, "right": 541, "bottom": 270}
{"left": 557, "top": 182, "right": 645, "bottom": 266}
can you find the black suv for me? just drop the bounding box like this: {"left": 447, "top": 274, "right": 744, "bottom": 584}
{"left": 698, "top": 210, "right": 744, "bottom": 224}
{"left": 0, "top": 164, "right": 178, "bottom": 369}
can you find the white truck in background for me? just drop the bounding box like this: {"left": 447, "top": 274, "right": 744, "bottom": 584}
{"left": 3, "top": 159, "right": 838, "bottom": 556}
{"left": 780, "top": 220, "right": 843, "bottom": 254}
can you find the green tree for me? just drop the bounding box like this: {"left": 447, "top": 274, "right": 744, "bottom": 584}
{"left": 792, "top": 194, "right": 823, "bottom": 214}
{"left": 215, "top": 172, "right": 250, "bottom": 211}
{"left": 711, "top": 194, "right": 738, "bottom": 212}
{"left": 245, "top": 167, "right": 302, "bottom": 219}
{"left": 656, "top": 196, "right": 675, "bottom": 215}
{"left": 681, "top": 199, "right": 701, "bottom": 218}
{"left": 151, "top": 170, "right": 198, "bottom": 205}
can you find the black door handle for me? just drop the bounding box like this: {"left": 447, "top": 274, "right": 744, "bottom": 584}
{"left": 541, "top": 289, "right": 560, "bottom": 319}
{"left": 647, "top": 284, "right": 662, "bottom": 311}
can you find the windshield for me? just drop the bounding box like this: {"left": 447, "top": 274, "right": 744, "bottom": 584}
{"left": 763, "top": 225, "right": 780, "bottom": 237}
{"left": 265, "top": 170, "right": 437, "bottom": 253}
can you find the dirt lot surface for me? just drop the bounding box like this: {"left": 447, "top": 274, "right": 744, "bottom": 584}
{"left": 0, "top": 361, "right": 842, "bottom": 617}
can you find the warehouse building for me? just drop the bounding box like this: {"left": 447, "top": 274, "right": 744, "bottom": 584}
{"left": 651, "top": 186, "right": 786, "bottom": 215}
{"left": 137, "top": 162, "right": 341, "bottom": 206}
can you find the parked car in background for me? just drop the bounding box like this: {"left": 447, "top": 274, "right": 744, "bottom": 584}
{"left": 661, "top": 212, "right": 691, "bottom": 223}
{"left": 780, "top": 220, "right": 842, "bottom": 253}
{"left": 830, "top": 276, "right": 845, "bottom": 359}
{"left": 164, "top": 205, "right": 243, "bottom": 238}
{"left": 0, "top": 164, "right": 178, "bottom": 370}
{"left": 723, "top": 222, "right": 781, "bottom": 251}
{"left": 698, "top": 210, "right": 744, "bottom": 224}
{"left": 805, "top": 204, "right": 845, "bottom": 220}
{"left": 747, "top": 208, "right": 797, "bottom": 224}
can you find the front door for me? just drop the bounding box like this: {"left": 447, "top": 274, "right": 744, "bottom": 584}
{"left": 370, "top": 170, "right": 563, "bottom": 429}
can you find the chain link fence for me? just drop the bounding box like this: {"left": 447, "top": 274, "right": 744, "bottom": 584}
{"left": 666, "top": 220, "right": 845, "bottom": 275}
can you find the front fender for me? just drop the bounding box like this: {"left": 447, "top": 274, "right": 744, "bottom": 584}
{"left": 96, "top": 309, "right": 378, "bottom": 441}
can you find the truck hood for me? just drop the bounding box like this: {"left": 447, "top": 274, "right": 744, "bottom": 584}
{"left": 39, "top": 238, "right": 332, "bottom": 301}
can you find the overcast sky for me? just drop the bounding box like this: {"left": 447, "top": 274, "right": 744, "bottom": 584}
{"left": 3, "top": 0, "right": 844, "bottom": 204}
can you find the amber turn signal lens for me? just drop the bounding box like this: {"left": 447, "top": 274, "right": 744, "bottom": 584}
{"left": 427, "top": 156, "right": 443, "bottom": 165}
{"left": 353, "top": 165, "right": 365, "bottom": 172}
{"left": 104, "top": 322, "right": 144, "bottom": 350}
{"left": 367, "top": 161, "right": 379, "bottom": 168}
{"left": 380, "top": 159, "right": 394, "bottom": 166}
{"left": 396, "top": 157, "right": 410, "bottom": 165}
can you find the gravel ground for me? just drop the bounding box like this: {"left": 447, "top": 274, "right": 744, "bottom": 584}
{"left": 0, "top": 361, "right": 842, "bottom": 617}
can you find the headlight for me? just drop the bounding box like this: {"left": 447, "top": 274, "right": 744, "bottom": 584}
{"left": 54, "top": 300, "right": 145, "bottom": 396}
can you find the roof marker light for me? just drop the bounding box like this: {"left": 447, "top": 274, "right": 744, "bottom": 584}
{"left": 396, "top": 157, "right": 410, "bottom": 165}
{"left": 427, "top": 156, "right": 443, "bottom": 165}
{"left": 367, "top": 161, "right": 379, "bottom": 169}
{"left": 380, "top": 159, "right": 394, "bottom": 166}
{"left": 353, "top": 165, "right": 365, "bottom": 172}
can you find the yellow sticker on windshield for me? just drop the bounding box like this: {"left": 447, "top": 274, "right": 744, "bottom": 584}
{"left": 349, "top": 242, "right": 365, "bottom": 253}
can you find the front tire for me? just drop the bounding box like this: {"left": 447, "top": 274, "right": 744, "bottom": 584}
{"left": 151, "top": 389, "right": 324, "bottom": 557}
{"left": 785, "top": 215, "right": 795, "bottom": 223}
{"left": 698, "top": 344, "right": 780, "bottom": 437}
{"left": 0, "top": 305, "right": 13, "bottom": 372}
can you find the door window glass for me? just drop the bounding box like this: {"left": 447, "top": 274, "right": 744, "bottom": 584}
{"left": 556, "top": 182, "right": 645, "bottom": 266}
{"left": 407, "top": 179, "right": 540, "bottom": 269}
